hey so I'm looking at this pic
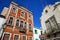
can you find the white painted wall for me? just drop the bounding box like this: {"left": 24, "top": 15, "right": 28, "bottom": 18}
{"left": 40, "top": 2, "right": 60, "bottom": 33}
{"left": 0, "top": 18, "right": 5, "bottom": 29}
{"left": 33, "top": 28, "right": 41, "bottom": 40}
{"left": 0, "top": 17, "right": 6, "bottom": 37}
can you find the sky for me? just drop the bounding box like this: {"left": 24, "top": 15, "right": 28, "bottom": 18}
{"left": 0, "top": 0, "right": 60, "bottom": 28}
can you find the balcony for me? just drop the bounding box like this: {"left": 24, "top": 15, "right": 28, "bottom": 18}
{"left": 19, "top": 28, "right": 26, "bottom": 33}
{"left": 29, "top": 29, "right": 33, "bottom": 32}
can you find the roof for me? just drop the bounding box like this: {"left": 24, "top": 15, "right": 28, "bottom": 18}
{"left": 11, "top": 2, "right": 32, "bottom": 14}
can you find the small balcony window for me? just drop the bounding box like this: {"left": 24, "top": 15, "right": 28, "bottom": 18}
{"left": 24, "top": 22, "right": 27, "bottom": 31}
{"left": 28, "top": 37, "right": 33, "bottom": 40}
{"left": 8, "top": 17, "right": 13, "bottom": 26}
{"left": 29, "top": 14, "right": 31, "bottom": 18}
{"left": 19, "top": 21, "right": 27, "bottom": 33}
{"left": 14, "top": 35, "right": 19, "bottom": 40}
{"left": 20, "top": 11, "right": 25, "bottom": 18}
{"left": 22, "top": 35, "right": 26, "bottom": 40}
{"left": 20, "top": 21, "right": 23, "bottom": 28}
{"left": 50, "top": 16, "right": 58, "bottom": 29}
{"left": 16, "top": 19, "right": 19, "bottom": 27}
{"left": 12, "top": 7, "right": 16, "bottom": 13}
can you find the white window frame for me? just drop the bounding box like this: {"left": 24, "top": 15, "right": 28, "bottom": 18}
{"left": 12, "top": 6, "right": 18, "bottom": 13}
{"left": 21, "top": 35, "right": 27, "bottom": 40}
{"left": 20, "top": 20, "right": 25, "bottom": 28}
{"left": 28, "top": 14, "right": 32, "bottom": 19}
{"left": 29, "top": 23, "right": 32, "bottom": 31}
{"left": 15, "top": 19, "right": 20, "bottom": 27}
{"left": 20, "top": 11, "right": 25, "bottom": 19}
{"left": 24, "top": 21, "right": 27, "bottom": 29}
{"left": 13, "top": 34, "right": 20, "bottom": 40}
{"left": 13, "top": 18, "right": 20, "bottom": 31}
{"left": 1, "top": 32, "right": 11, "bottom": 40}
{"left": 8, "top": 16, "right": 14, "bottom": 26}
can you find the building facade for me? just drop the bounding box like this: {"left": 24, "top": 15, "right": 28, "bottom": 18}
{"left": 1, "top": 2, "right": 34, "bottom": 40}
{"left": 0, "top": 15, "right": 6, "bottom": 39}
{"left": 40, "top": 2, "right": 60, "bottom": 40}
{"left": 33, "top": 28, "right": 42, "bottom": 40}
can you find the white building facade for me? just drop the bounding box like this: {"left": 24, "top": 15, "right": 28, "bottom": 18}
{"left": 0, "top": 15, "right": 6, "bottom": 38}
{"left": 40, "top": 2, "right": 60, "bottom": 40}
{"left": 33, "top": 28, "right": 42, "bottom": 40}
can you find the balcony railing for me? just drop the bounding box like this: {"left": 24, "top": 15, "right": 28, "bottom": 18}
{"left": 19, "top": 28, "right": 26, "bottom": 33}
{"left": 29, "top": 29, "right": 33, "bottom": 32}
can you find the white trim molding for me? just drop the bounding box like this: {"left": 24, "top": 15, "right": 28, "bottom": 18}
{"left": 8, "top": 16, "right": 14, "bottom": 26}
{"left": 21, "top": 35, "right": 27, "bottom": 40}
{"left": 1, "top": 32, "right": 12, "bottom": 40}
{"left": 20, "top": 11, "right": 25, "bottom": 19}
{"left": 15, "top": 19, "right": 20, "bottom": 27}
{"left": 19, "top": 19, "right": 25, "bottom": 28}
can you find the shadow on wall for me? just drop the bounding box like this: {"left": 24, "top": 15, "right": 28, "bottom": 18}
{"left": 58, "top": 23, "right": 60, "bottom": 29}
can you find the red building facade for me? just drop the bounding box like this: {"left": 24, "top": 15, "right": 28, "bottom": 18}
{"left": 1, "top": 2, "right": 34, "bottom": 40}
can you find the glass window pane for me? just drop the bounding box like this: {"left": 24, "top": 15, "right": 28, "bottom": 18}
{"left": 35, "top": 30, "right": 37, "bottom": 34}
{"left": 8, "top": 17, "right": 13, "bottom": 25}
{"left": 16, "top": 19, "right": 19, "bottom": 27}
{"left": 22, "top": 36, "right": 26, "bottom": 40}
{"left": 14, "top": 35, "right": 19, "bottom": 40}
{"left": 12, "top": 8, "right": 16, "bottom": 12}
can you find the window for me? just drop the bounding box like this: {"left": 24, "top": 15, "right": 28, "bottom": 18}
{"left": 35, "top": 30, "right": 37, "bottom": 34}
{"left": 20, "top": 11, "right": 25, "bottom": 18}
{"left": 14, "top": 35, "right": 19, "bottom": 40}
{"left": 45, "top": 10, "right": 48, "bottom": 13}
{"left": 50, "top": 16, "right": 58, "bottom": 29}
{"left": 29, "top": 24, "right": 32, "bottom": 32}
{"left": 28, "top": 37, "right": 32, "bottom": 40}
{"left": 16, "top": 19, "right": 19, "bottom": 27}
{"left": 41, "top": 31, "right": 42, "bottom": 34}
{"left": 3, "top": 33, "right": 10, "bottom": 40}
{"left": 29, "top": 37, "right": 32, "bottom": 40}
{"left": 22, "top": 35, "right": 26, "bottom": 40}
{"left": 25, "top": 22, "right": 27, "bottom": 26}
{"left": 19, "top": 21, "right": 27, "bottom": 33}
{"left": 20, "top": 21, "right": 23, "bottom": 28}
{"left": 12, "top": 7, "right": 16, "bottom": 12}
{"left": 45, "top": 15, "right": 58, "bottom": 33}
{"left": 45, "top": 20, "right": 52, "bottom": 33}
{"left": 8, "top": 17, "right": 13, "bottom": 25}
{"left": 45, "top": 20, "right": 51, "bottom": 29}
{"left": 19, "top": 21, "right": 24, "bottom": 31}
{"left": 29, "top": 14, "right": 31, "bottom": 19}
